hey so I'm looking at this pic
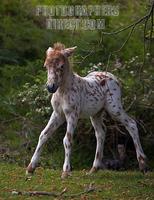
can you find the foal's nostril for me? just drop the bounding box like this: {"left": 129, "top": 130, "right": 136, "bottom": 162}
{"left": 46, "top": 84, "right": 58, "bottom": 93}
{"left": 47, "top": 84, "right": 53, "bottom": 92}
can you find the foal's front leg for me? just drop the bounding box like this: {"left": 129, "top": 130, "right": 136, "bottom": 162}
{"left": 62, "top": 113, "right": 78, "bottom": 179}
{"left": 26, "top": 111, "right": 65, "bottom": 175}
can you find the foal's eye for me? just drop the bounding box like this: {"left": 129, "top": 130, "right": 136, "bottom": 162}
{"left": 61, "top": 64, "right": 64, "bottom": 69}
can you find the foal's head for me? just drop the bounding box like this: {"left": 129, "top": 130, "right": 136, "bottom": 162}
{"left": 44, "top": 43, "right": 77, "bottom": 93}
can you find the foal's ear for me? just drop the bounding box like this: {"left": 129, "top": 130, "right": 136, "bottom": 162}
{"left": 46, "top": 47, "right": 53, "bottom": 55}
{"left": 62, "top": 46, "right": 77, "bottom": 57}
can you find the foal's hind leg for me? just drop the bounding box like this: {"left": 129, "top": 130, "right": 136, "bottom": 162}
{"left": 89, "top": 114, "right": 106, "bottom": 173}
{"left": 105, "top": 93, "right": 147, "bottom": 173}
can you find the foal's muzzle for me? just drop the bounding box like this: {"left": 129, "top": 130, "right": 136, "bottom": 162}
{"left": 47, "top": 84, "right": 58, "bottom": 93}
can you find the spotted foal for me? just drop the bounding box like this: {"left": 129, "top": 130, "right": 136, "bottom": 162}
{"left": 26, "top": 43, "right": 147, "bottom": 178}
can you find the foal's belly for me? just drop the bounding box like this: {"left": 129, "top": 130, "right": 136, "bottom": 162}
{"left": 80, "top": 96, "right": 105, "bottom": 118}
{"left": 79, "top": 76, "right": 106, "bottom": 118}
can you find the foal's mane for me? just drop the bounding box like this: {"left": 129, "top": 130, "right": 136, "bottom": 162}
{"left": 53, "top": 42, "right": 65, "bottom": 51}
{"left": 53, "top": 42, "right": 73, "bottom": 74}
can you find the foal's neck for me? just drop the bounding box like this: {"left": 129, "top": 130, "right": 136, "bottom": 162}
{"left": 59, "top": 63, "right": 75, "bottom": 93}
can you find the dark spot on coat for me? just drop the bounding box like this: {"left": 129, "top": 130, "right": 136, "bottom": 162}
{"left": 100, "top": 79, "right": 106, "bottom": 86}
{"left": 65, "top": 143, "right": 68, "bottom": 149}
{"left": 55, "top": 121, "right": 58, "bottom": 126}
{"left": 96, "top": 152, "right": 100, "bottom": 160}
{"left": 94, "top": 96, "right": 99, "bottom": 101}
{"left": 66, "top": 165, "right": 69, "bottom": 170}
{"left": 27, "top": 163, "right": 34, "bottom": 173}
{"left": 37, "top": 147, "right": 41, "bottom": 153}
{"left": 88, "top": 82, "right": 94, "bottom": 88}
{"left": 116, "top": 112, "right": 121, "bottom": 116}
{"left": 68, "top": 144, "right": 71, "bottom": 149}
{"left": 116, "top": 81, "right": 120, "bottom": 86}
{"left": 71, "top": 105, "right": 75, "bottom": 110}
{"left": 138, "top": 155, "right": 145, "bottom": 162}
{"left": 71, "top": 87, "right": 77, "bottom": 93}
{"left": 67, "top": 132, "right": 72, "bottom": 143}
{"left": 134, "top": 143, "right": 137, "bottom": 149}
{"left": 74, "top": 111, "right": 78, "bottom": 117}
{"left": 96, "top": 73, "right": 108, "bottom": 80}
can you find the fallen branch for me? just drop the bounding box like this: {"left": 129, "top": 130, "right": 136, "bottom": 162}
{"left": 63, "top": 184, "right": 95, "bottom": 198}
{"left": 12, "top": 190, "right": 62, "bottom": 197}
{"left": 12, "top": 183, "right": 95, "bottom": 197}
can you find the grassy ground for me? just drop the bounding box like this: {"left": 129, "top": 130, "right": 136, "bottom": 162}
{"left": 0, "top": 163, "right": 154, "bottom": 200}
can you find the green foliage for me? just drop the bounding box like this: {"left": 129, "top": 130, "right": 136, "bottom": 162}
{"left": 15, "top": 82, "right": 51, "bottom": 119}
{"left": 0, "top": 0, "right": 50, "bottom": 64}
{"left": 0, "top": 0, "right": 154, "bottom": 169}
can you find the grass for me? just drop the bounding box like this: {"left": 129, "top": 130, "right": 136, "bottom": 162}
{"left": 0, "top": 163, "right": 154, "bottom": 200}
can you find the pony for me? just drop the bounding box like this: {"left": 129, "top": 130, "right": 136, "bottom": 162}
{"left": 26, "top": 43, "right": 147, "bottom": 178}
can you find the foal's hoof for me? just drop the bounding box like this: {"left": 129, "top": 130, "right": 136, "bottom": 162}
{"left": 26, "top": 163, "right": 35, "bottom": 176}
{"left": 139, "top": 163, "right": 148, "bottom": 174}
{"left": 139, "top": 160, "right": 148, "bottom": 174}
{"left": 61, "top": 171, "right": 71, "bottom": 179}
{"left": 87, "top": 167, "right": 98, "bottom": 175}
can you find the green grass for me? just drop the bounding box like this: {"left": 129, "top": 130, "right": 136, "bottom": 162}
{"left": 0, "top": 163, "right": 154, "bottom": 200}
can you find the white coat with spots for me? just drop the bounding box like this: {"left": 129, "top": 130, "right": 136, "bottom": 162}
{"left": 26, "top": 43, "right": 147, "bottom": 178}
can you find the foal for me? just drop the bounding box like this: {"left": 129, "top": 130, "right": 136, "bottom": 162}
{"left": 26, "top": 43, "right": 147, "bottom": 178}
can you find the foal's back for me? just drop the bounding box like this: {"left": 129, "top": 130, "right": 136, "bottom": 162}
{"left": 79, "top": 71, "right": 121, "bottom": 118}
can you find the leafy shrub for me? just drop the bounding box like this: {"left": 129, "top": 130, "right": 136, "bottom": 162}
{"left": 16, "top": 82, "right": 51, "bottom": 119}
